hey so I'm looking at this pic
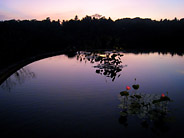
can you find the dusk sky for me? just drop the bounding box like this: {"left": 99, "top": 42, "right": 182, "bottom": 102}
{"left": 0, "top": 0, "right": 184, "bottom": 21}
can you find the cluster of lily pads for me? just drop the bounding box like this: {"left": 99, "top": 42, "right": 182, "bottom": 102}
{"left": 119, "top": 79, "right": 172, "bottom": 132}
{"left": 76, "top": 51, "right": 126, "bottom": 81}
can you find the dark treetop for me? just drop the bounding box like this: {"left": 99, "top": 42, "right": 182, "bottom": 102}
{"left": 0, "top": 16, "right": 184, "bottom": 69}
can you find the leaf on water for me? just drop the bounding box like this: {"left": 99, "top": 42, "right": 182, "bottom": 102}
{"left": 134, "top": 94, "right": 142, "bottom": 99}
{"left": 96, "top": 70, "right": 100, "bottom": 74}
{"left": 152, "top": 99, "right": 160, "bottom": 104}
{"left": 95, "top": 56, "right": 103, "bottom": 62}
{"left": 132, "top": 84, "right": 140, "bottom": 90}
{"left": 120, "top": 91, "right": 129, "bottom": 96}
{"left": 111, "top": 54, "right": 117, "bottom": 59}
{"left": 160, "top": 96, "right": 171, "bottom": 101}
{"left": 153, "top": 96, "right": 171, "bottom": 104}
{"left": 130, "top": 102, "right": 141, "bottom": 109}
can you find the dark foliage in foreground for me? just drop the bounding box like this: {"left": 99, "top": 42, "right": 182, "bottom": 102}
{"left": 0, "top": 16, "right": 184, "bottom": 68}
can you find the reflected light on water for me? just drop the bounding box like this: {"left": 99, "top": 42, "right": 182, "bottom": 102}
{"left": 0, "top": 51, "right": 184, "bottom": 138}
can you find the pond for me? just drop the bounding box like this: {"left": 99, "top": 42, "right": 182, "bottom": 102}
{"left": 0, "top": 51, "right": 184, "bottom": 138}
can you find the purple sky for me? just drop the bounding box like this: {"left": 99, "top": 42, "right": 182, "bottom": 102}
{"left": 0, "top": 0, "right": 184, "bottom": 20}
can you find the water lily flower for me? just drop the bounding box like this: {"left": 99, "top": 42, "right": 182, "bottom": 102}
{"left": 126, "top": 86, "right": 131, "bottom": 90}
{"left": 161, "top": 93, "right": 165, "bottom": 97}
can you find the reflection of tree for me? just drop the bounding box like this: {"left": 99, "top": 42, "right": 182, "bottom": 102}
{"left": 119, "top": 82, "right": 173, "bottom": 136}
{"left": 76, "top": 51, "right": 127, "bottom": 81}
{"left": 1, "top": 67, "right": 36, "bottom": 91}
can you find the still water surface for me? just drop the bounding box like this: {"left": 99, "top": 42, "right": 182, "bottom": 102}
{"left": 0, "top": 51, "right": 184, "bottom": 138}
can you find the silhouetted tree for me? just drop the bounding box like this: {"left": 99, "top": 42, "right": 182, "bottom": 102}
{"left": 74, "top": 15, "right": 78, "bottom": 21}
{"left": 0, "top": 16, "right": 184, "bottom": 70}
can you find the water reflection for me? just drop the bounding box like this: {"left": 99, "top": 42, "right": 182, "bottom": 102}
{"left": 0, "top": 50, "right": 126, "bottom": 91}
{"left": 76, "top": 51, "right": 127, "bottom": 81}
{"left": 0, "top": 51, "right": 183, "bottom": 138}
{"left": 1, "top": 67, "right": 36, "bottom": 91}
{"left": 118, "top": 80, "right": 173, "bottom": 136}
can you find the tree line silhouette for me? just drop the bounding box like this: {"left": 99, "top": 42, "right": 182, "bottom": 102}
{"left": 0, "top": 16, "right": 184, "bottom": 68}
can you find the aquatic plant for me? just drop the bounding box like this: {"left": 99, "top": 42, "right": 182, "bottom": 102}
{"left": 126, "top": 86, "right": 131, "bottom": 90}
{"left": 76, "top": 51, "right": 126, "bottom": 81}
{"left": 118, "top": 79, "right": 173, "bottom": 135}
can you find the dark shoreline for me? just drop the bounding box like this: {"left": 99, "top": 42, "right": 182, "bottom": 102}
{"left": 1, "top": 17, "right": 184, "bottom": 56}
{"left": 0, "top": 51, "right": 65, "bottom": 85}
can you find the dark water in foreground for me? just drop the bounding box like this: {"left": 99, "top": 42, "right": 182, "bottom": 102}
{"left": 0, "top": 51, "right": 184, "bottom": 138}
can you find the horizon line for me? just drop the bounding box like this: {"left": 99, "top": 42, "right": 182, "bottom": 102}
{"left": 1, "top": 15, "right": 183, "bottom": 22}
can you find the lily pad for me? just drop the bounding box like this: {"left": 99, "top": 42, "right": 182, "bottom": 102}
{"left": 96, "top": 70, "right": 100, "bottom": 74}
{"left": 153, "top": 96, "right": 171, "bottom": 104}
{"left": 130, "top": 102, "right": 141, "bottom": 109}
{"left": 120, "top": 91, "right": 129, "bottom": 96}
{"left": 132, "top": 85, "right": 140, "bottom": 90}
{"left": 152, "top": 99, "right": 161, "bottom": 104}
{"left": 134, "top": 95, "right": 142, "bottom": 99}
{"left": 111, "top": 54, "right": 117, "bottom": 59}
{"left": 160, "top": 96, "right": 171, "bottom": 101}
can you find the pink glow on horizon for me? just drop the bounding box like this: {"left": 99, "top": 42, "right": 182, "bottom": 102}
{"left": 0, "top": 0, "right": 184, "bottom": 20}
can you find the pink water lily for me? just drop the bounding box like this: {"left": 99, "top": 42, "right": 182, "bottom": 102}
{"left": 161, "top": 93, "right": 165, "bottom": 97}
{"left": 126, "top": 86, "right": 131, "bottom": 90}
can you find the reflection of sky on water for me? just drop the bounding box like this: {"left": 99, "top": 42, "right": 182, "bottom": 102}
{"left": 177, "top": 70, "right": 184, "bottom": 75}
{"left": 0, "top": 52, "right": 184, "bottom": 137}
{"left": 1, "top": 52, "right": 184, "bottom": 100}
{"left": 1, "top": 67, "right": 36, "bottom": 91}
{"left": 1, "top": 52, "right": 184, "bottom": 101}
